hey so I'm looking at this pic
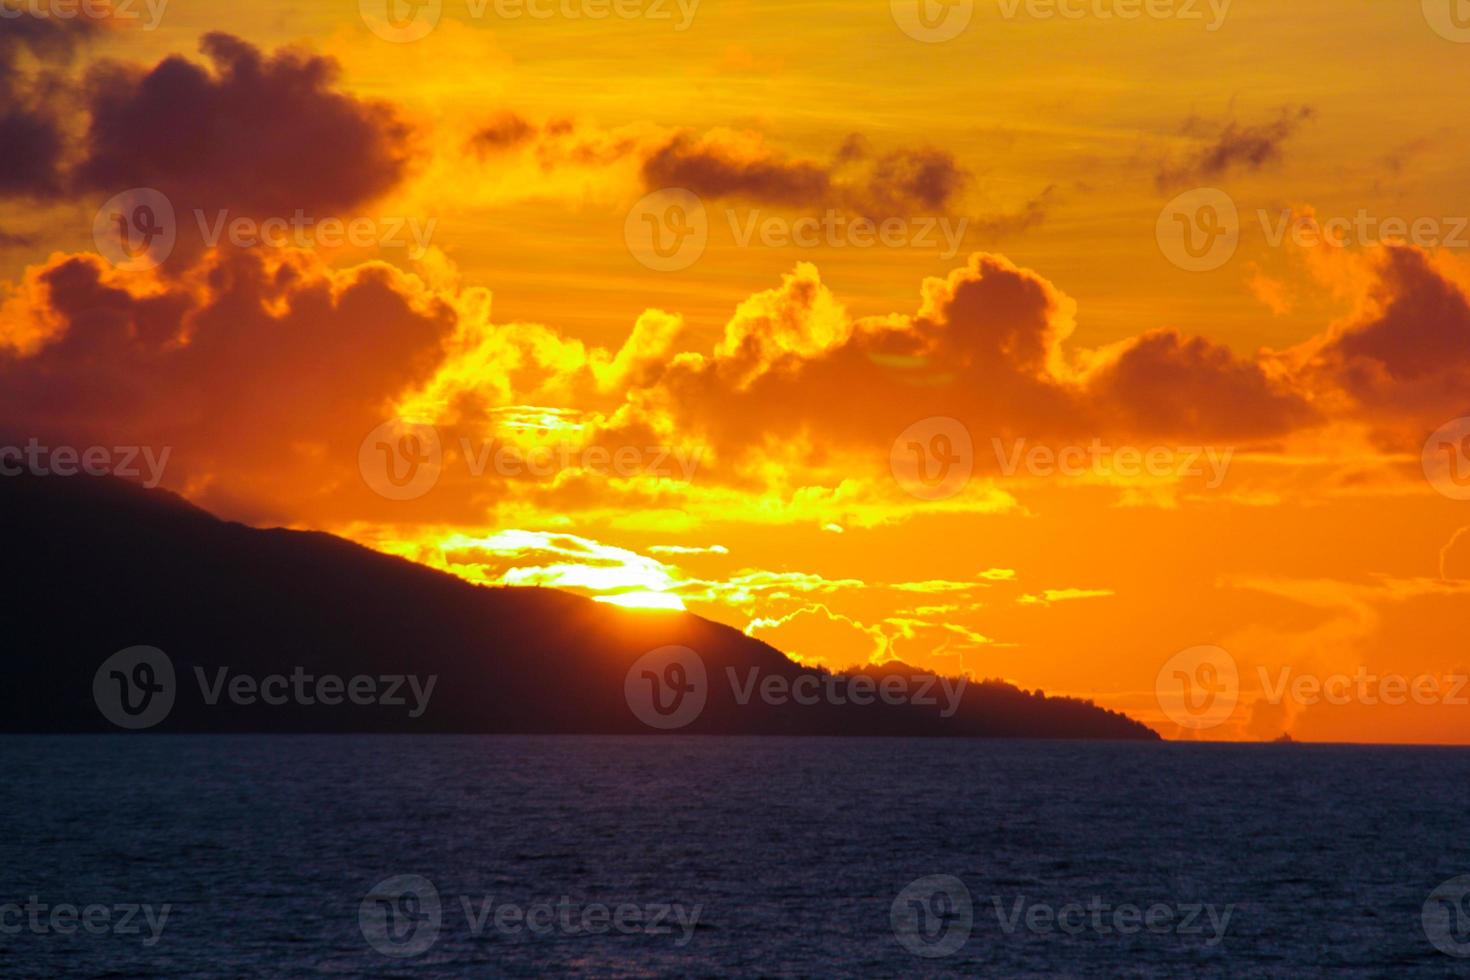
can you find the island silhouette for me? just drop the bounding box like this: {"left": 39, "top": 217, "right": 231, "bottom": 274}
{"left": 0, "top": 471, "right": 1157, "bottom": 739}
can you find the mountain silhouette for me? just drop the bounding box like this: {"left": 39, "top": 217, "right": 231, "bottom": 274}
{"left": 0, "top": 472, "right": 1157, "bottom": 738}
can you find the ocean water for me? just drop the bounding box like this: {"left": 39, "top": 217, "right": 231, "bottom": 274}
{"left": 1, "top": 736, "right": 1467, "bottom": 978}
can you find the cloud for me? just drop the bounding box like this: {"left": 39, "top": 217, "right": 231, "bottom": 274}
{"left": 1017, "top": 588, "right": 1114, "bottom": 606}
{"left": 1307, "top": 246, "right": 1470, "bottom": 429}
{"left": 3, "top": 238, "right": 1466, "bottom": 529}
{"left": 468, "top": 111, "right": 538, "bottom": 154}
{"left": 0, "top": 248, "right": 454, "bottom": 524}
{"left": 642, "top": 130, "right": 973, "bottom": 217}
{"left": 474, "top": 117, "right": 976, "bottom": 216}
{"left": 436, "top": 529, "right": 682, "bottom": 595}
{"left": 74, "top": 33, "right": 413, "bottom": 217}
{"left": 612, "top": 252, "right": 1314, "bottom": 485}
{"left": 641, "top": 130, "right": 832, "bottom": 206}
{"left": 1084, "top": 328, "right": 1317, "bottom": 440}
{"left": 1157, "top": 106, "right": 1314, "bottom": 189}
{"left": 0, "top": 10, "right": 101, "bottom": 199}
{"left": 745, "top": 603, "right": 888, "bottom": 668}
{"left": 860, "top": 146, "right": 970, "bottom": 213}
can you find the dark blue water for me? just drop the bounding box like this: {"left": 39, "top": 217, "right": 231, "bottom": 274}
{"left": 1, "top": 737, "right": 1467, "bottom": 977}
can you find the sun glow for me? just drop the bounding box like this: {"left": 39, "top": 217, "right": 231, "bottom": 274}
{"left": 595, "top": 591, "right": 686, "bottom": 611}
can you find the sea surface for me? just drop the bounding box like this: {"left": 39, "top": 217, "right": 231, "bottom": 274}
{"left": 1, "top": 736, "right": 1468, "bottom": 978}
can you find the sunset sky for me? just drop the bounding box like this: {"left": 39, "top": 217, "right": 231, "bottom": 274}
{"left": 3, "top": 0, "right": 1469, "bottom": 743}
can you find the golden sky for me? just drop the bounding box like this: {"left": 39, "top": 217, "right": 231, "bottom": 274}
{"left": 3, "top": 0, "right": 1470, "bottom": 743}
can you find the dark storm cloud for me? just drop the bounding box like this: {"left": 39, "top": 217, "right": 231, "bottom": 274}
{"left": 73, "top": 33, "right": 414, "bottom": 215}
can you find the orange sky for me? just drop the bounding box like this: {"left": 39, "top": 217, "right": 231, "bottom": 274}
{"left": 2, "top": 0, "right": 1469, "bottom": 743}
